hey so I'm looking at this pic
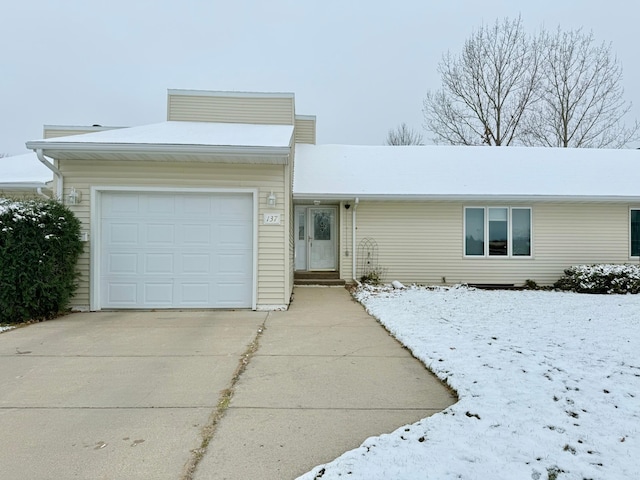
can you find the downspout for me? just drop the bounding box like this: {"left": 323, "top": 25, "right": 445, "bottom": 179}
{"left": 36, "top": 187, "right": 50, "bottom": 199}
{"left": 35, "top": 149, "right": 63, "bottom": 200}
{"left": 352, "top": 197, "right": 359, "bottom": 282}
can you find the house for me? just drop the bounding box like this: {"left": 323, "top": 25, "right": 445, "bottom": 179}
{"left": 17, "top": 88, "right": 640, "bottom": 311}
{"left": 0, "top": 153, "right": 53, "bottom": 198}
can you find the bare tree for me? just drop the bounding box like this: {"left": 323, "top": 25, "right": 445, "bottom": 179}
{"left": 386, "top": 122, "right": 424, "bottom": 145}
{"left": 522, "top": 28, "right": 639, "bottom": 148}
{"left": 423, "top": 16, "right": 540, "bottom": 146}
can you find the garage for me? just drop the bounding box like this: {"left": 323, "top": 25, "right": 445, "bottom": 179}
{"left": 98, "top": 190, "right": 254, "bottom": 309}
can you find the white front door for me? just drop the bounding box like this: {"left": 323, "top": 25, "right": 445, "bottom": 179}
{"left": 295, "top": 206, "right": 338, "bottom": 271}
{"left": 309, "top": 207, "right": 337, "bottom": 270}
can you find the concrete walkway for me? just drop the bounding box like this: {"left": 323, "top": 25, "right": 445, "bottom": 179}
{"left": 194, "top": 287, "right": 456, "bottom": 479}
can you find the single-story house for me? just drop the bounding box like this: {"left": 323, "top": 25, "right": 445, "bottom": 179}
{"left": 13, "top": 88, "right": 640, "bottom": 311}
{"left": 0, "top": 153, "right": 54, "bottom": 198}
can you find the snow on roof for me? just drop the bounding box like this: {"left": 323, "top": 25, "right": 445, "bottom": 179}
{"left": 0, "top": 153, "right": 52, "bottom": 186}
{"left": 28, "top": 121, "right": 294, "bottom": 149}
{"left": 293, "top": 144, "right": 640, "bottom": 200}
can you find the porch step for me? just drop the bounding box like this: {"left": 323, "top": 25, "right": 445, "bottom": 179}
{"left": 294, "top": 271, "right": 346, "bottom": 286}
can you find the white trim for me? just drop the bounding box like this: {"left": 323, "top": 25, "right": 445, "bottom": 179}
{"left": 295, "top": 115, "right": 316, "bottom": 121}
{"left": 90, "top": 186, "right": 259, "bottom": 311}
{"left": 294, "top": 193, "right": 640, "bottom": 203}
{"left": 27, "top": 141, "right": 291, "bottom": 159}
{"left": 168, "top": 89, "right": 295, "bottom": 99}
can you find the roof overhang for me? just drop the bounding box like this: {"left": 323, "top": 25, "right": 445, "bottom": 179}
{"left": 25, "top": 142, "right": 291, "bottom": 164}
{"left": 26, "top": 121, "right": 294, "bottom": 164}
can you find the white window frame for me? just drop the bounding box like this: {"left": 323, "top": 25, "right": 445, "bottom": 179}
{"left": 463, "top": 206, "right": 532, "bottom": 258}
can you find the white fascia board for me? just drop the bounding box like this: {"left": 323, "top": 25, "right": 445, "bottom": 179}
{"left": 292, "top": 193, "right": 640, "bottom": 203}
{"left": 26, "top": 141, "right": 291, "bottom": 158}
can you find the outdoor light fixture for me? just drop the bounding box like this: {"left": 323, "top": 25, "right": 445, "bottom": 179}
{"left": 67, "top": 187, "right": 81, "bottom": 205}
{"left": 267, "top": 191, "right": 277, "bottom": 207}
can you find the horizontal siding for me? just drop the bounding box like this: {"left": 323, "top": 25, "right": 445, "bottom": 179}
{"left": 167, "top": 94, "right": 295, "bottom": 125}
{"left": 60, "top": 160, "right": 287, "bottom": 309}
{"left": 341, "top": 201, "right": 634, "bottom": 286}
{"left": 294, "top": 117, "right": 316, "bottom": 144}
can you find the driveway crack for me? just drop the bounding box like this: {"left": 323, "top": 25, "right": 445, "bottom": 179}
{"left": 180, "top": 313, "right": 268, "bottom": 480}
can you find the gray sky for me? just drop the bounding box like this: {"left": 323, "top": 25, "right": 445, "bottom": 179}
{"left": 2, "top": 0, "right": 639, "bottom": 155}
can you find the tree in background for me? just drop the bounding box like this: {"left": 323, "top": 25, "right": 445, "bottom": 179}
{"left": 423, "top": 17, "right": 638, "bottom": 147}
{"left": 423, "top": 17, "right": 540, "bottom": 146}
{"left": 522, "top": 28, "right": 639, "bottom": 148}
{"left": 385, "top": 122, "right": 424, "bottom": 145}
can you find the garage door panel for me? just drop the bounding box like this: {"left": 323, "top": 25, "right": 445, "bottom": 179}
{"left": 107, "top": 283, "right": 138, "bottom": 305}
{"left": 181, "top": 254, "right": 211, "bottom": 274}
{"left": 100, "top": 192, "right": 253, "bottom": 309}
{"left": 146, "top": 195, "right": 176, "bottom": 214}
{"left": 144, "top": 283, "right": 173, "bottom": 304}
{"left": 180, "top": 283, "right": 210, "bottom": 304}
{"left": 108, "top": 223, "right": 139, "bottom": 244}
{"left": 144, "top": 253, "right": 174, "bottom": 274}
{"left": 146, "top": 224, "right": 175, "bottom": 244}
{"left": 107, "top": 253, "right": 138, "bottom": 274}
{"left": 106, "top": 194, "right": 140, "bottom": 214}
{"left": 182, "top": 224, "right": 211, "bottom": 245}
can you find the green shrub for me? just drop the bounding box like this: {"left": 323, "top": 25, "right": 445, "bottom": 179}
{"left": 0, "top": 198, "right": 83, "bottom": 323}
{"left": 554, "top": 264, "right": 640, "bottom": 294}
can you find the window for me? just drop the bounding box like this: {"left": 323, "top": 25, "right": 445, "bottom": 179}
{"left": 464, "top": 207, "right": 532, "bottom": 257}
{"left": 631, "top": 209, "right": 640, "bottom": 257}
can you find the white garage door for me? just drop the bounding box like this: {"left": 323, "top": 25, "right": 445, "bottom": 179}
{"left": 100, "top": 191, "right": 253, "bottom": 309}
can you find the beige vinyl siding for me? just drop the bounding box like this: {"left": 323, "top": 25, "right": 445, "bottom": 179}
{"left": 167, "top": 92, "right": 295, "bottom": 125}
{"left": 60, "top": 160, "right": 287, "bottom": 310}
{"left": 340, "top": 201, "right": 632, "bottom": 286}
{"left": 294, "top": 116, "right": 316, "bottom": 144}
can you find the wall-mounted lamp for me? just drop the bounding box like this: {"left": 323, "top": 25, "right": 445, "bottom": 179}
{"left": 267, "top": 191, "right": 277, "bottom": 207}
{"left": 67, "top": 187, "right": 81, "bottom": 205}
{"left": 344, "top": 204, "right": 351, "bottom": 210}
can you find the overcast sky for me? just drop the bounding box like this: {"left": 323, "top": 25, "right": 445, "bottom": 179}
{"left": 2, "top": 0, "right": 639, "bottom": 155}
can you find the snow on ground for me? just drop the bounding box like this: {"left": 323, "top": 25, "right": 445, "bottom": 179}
{"left": 0, "top": 326, "right": 14, "bottom": 333}
{"left": 300, "top": 286, "right": 640, "bottom": 480}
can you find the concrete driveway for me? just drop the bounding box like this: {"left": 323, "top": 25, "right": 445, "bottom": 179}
{"left": 0, "top": 310, "right": 267, "bottom": 480}
{"left": 0, "top": 288, "right": 456, "bottom": 480}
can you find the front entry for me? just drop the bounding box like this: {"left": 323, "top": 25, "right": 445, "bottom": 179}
{"left": 295, "top": 206, "right": 337, "bottom": 271}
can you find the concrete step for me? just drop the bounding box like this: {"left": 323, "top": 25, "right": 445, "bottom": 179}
{"left": 294, "top": 278, "right": 346, "bottom": 286}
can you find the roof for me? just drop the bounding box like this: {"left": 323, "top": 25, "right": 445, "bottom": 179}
{"left": 293, "top": 144, "right": 640, "bottom": 201}
{"left": 26, "top": 121, "right": 294, "bottom": 163}
{"left": 0, "top": 153, "right": 53, "bottom": 189}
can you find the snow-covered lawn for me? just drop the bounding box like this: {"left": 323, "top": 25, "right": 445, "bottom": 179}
{"left": 301, "top": 286, "right": 639, "bottom": 480}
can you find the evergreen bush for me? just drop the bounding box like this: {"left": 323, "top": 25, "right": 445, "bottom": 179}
{"left": 0, "top": 198, "right": 83, "bottom": 323}
{"left": 554, "top": 264, "right": 640, "bottom": 294}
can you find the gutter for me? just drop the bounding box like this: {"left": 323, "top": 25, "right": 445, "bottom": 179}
{"left": 352, "top": 197, "right": 359, "bottom": 282}
{"left": 35, "top": 149, "right": 63, "bottom": 200}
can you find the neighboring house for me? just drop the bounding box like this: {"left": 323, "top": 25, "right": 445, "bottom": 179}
{"left": 18, "top": 88, "right": 640, "bottom": 312}
{"left": 0, "top": 153, "right": 53, "bottom": 198}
